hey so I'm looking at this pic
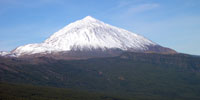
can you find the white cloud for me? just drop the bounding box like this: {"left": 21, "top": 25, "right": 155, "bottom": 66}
{"left": 117, "top": 0, "right": 131, "bottom": 8}
{"left": 126, "top": 3, "right": 160, "bottom": 15}
{"left": 106, "top": 3, "right": 160, "bottom": 21}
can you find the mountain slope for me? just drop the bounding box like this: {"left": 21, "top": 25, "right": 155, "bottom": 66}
{"left": 0, "top": 53, "right": 200, "bottom": 100}
{"left": 0, "top": 82, "right": 126, "bottom": 100}
{"left": 11, "top": 16, "right": 176, "bottom": 57}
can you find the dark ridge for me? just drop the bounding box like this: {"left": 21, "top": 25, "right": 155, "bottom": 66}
{"left": 1, "top": 52, "right": 200, "bottom": 100}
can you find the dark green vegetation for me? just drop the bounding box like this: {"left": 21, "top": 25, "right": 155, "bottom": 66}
{"left": 0, "top": 82, "right": 125, "bottom": 100}
{"left": 0, "top": 52, "right": 200, "bottom": 100}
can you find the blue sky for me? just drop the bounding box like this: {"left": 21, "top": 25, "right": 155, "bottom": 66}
{"left": 0, "top": 0, "right": 200, "bottom": 55}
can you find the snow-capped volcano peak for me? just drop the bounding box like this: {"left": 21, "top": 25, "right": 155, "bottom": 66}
{"left": 11, "top": 16, "right": 175, "bottom": 56}
{"left": 82, "top": 16, "right": 98, "bottom": 21}
{"left": 44, "top": 16, "right": 156, "bottom": 51}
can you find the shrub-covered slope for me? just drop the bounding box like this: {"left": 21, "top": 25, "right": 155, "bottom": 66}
{"left": 0, "top": 82, "right": 125, "bottom": 100}
{"left": 0, "top": 52, "right": 200, "bottom": 100}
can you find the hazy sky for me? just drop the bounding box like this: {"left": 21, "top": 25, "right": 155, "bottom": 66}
{"left": 0, "top": 0, "right": 199, "bottom": 55}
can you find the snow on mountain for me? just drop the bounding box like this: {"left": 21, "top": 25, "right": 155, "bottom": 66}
{"left": 11, "top": 16, "right": 168, "bottom": 56}
{"left": 0, "top": 51, "right": 10, "bottom": 56}
{"left": 0, "top": 51, "right": 16, "bottom": 57}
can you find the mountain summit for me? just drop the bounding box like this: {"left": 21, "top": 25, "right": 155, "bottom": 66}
{"left": 11, "top": 16, "right": 176, "bottom": 58}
